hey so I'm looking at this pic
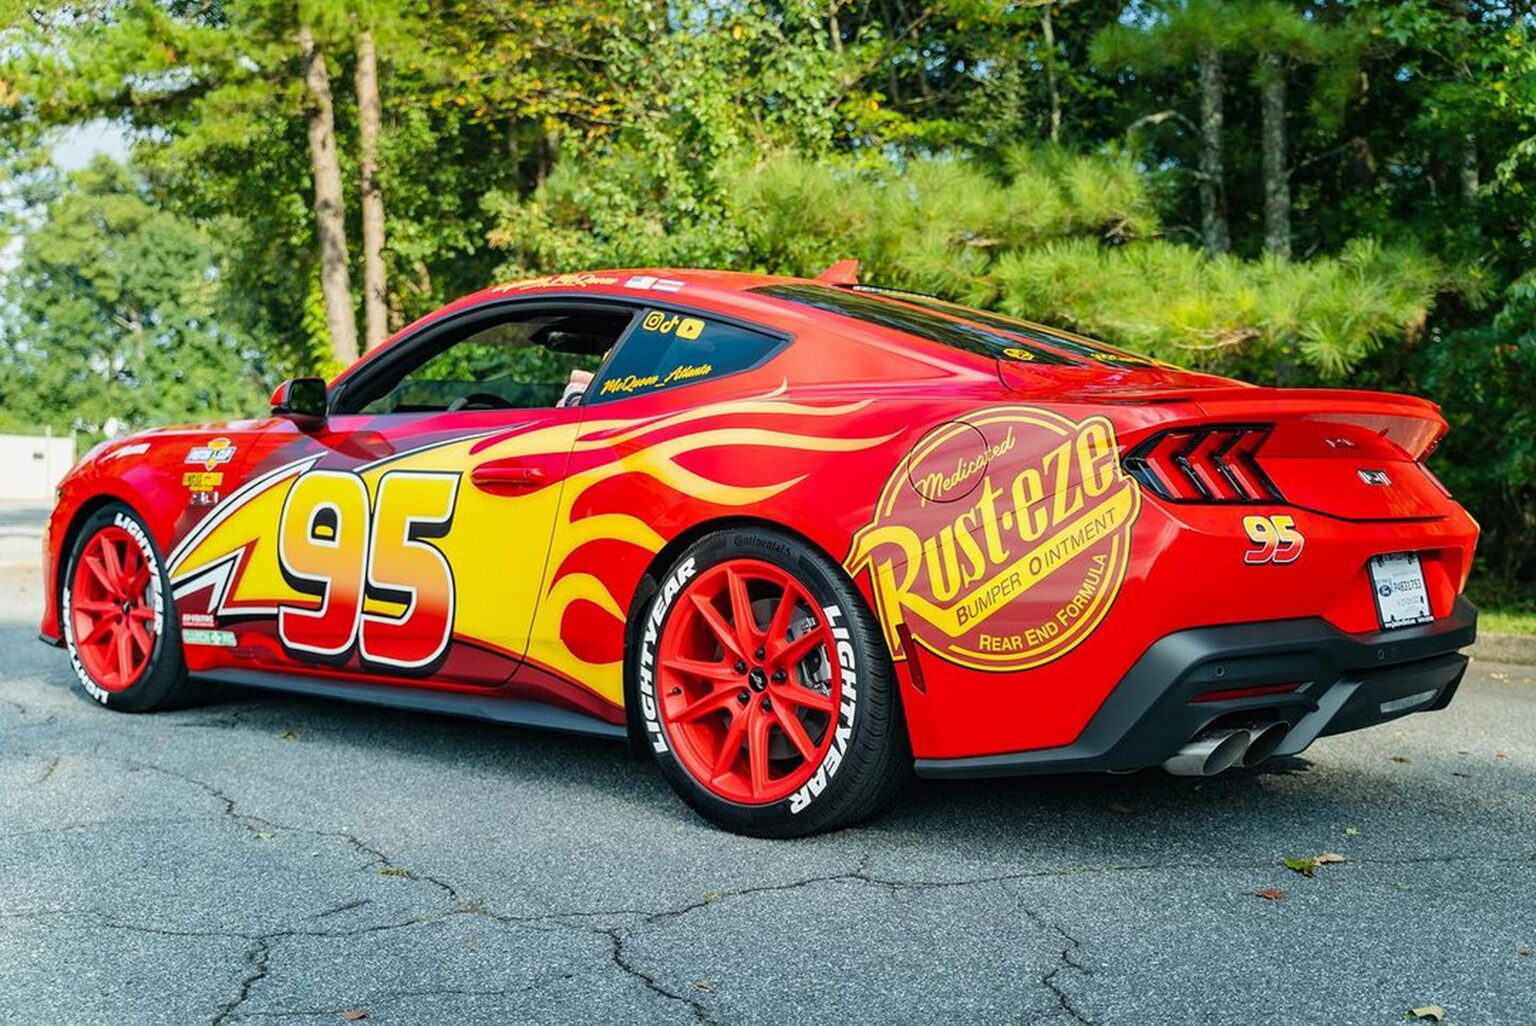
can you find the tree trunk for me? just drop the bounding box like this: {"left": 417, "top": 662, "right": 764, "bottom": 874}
{"left": 1459, "top": 133, "right": 1479, "bottom": 200}
{"left": 1042, "top": 4, "right": 1061, "bottom": 144}
{"left": 298, "top": 24, "right": 358, "bottom": 367}
{"left": 1259, "top": 52, "right": 1291, "bottom": 258}
{"left": 354, "top": 26, "right": 388, "bottom": 352}
{"left": 1196, "top": 46, "right": 1230, "bottom": 256}
{"left": 1450, "top": 0, "right": 1478, "bottom": 202}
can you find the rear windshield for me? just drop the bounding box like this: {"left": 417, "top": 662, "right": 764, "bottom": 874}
{"left": 749, "top": 283, "right": 1076, "bottom": 366}
{"left": 752, "top": 282, "right": 1159, "bottom": 368}
{"left": 852, "top": 287, "right": 1161, "bottom": 368}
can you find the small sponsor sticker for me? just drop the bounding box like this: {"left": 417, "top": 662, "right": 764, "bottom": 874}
{"left": 182, "top": 628, "right": 237, "bottom": 647}
{"left": 186, "top": 438, "right": 236, "bottom": 471}
{"left": 624, "top": 275, "right": 686, "bottom": 293}
{"left": 182, "top": 471, "right": 224, "bottom": 490}
{"left": 181, "top": 612, "right": 217, "bottom": 629}
{"left": 639, "top": 309, "right": 705, "bottom": 338}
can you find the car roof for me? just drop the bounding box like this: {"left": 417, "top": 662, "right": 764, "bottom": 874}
{"left": 380, "top": 269, "right": 826, "bottom": 346}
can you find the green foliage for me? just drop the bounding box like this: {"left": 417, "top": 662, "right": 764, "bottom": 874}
{"left": 1421, "top": 276, "right": 1536, "bottom": 593}
{"left": 0, "top": 158, "right": 264, "bottom": 438}
{"left": 496, "top": 147, "right": 1438, "bottom": 382}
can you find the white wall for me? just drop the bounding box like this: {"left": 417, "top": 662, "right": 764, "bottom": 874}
{"left": 0, "top": 434, "right": 77, "bottom": 501}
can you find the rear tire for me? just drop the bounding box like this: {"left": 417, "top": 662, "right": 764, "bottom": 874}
{"left": 61, "top": 503, "right": 205, "bottom": 712}
{"left": 634, "top": 526, "right": 909, "bottom": 837}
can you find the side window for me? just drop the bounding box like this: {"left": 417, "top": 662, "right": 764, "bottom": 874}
{"left": 351, "top": 306, "right": 634, "bottom": 414}
{"left": 586, "top": 308, "right": 784, "bottom": 404}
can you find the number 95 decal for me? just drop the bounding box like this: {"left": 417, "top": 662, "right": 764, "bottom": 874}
{"left": 1242, "top": 514, "right": 1304, "bottom": 565}
{"left": 278, "top": 469, "right": 461, "bottom": 671}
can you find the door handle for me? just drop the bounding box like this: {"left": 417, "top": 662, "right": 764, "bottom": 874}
{"left": 470, "top": 461, "right": 547, "bottom": 492}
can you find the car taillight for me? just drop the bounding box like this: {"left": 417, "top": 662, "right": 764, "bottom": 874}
{"left": 1123, "top": 425, "right": 1284, "bottom": 503}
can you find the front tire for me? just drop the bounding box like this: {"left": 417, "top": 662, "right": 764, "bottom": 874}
{"left": 61, "top": 503, "right": 204, "bottom": 712}
{"left": 634, "top": 527, "right": 909, "bottom": 837}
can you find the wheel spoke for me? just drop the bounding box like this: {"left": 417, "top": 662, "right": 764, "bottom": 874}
{"left": 126, "top": 618, "right": 153, "bottom": 657}
{"left": 83, "top": 554, "right": 115, "bottom": 594}
{"left": 725, "top": 567, "right": 758, "bottom": 650}
{"left": 710, "top": 706, "right": 750, "bottom": 779}
{"left": 662, "top": 657, "right": 738, "bottom": 684}
{"left": 73, "top": 599, "right": 119, "bottom": 615}
{"left": 79, "top": 613, "right": 117, "bottom": 647}
{"left": 773, "top": 628, "right": 824, "bottom": 668}
{"left": 773, "top": 682, "right": 836, "bottom": 714}
{"left": 690, "top": 593, "right": 745, "bottom": 661}
{"left": 765, "top": 587, "right": 798, "bottom": 649}
{"left": 128, "top": 606, "right": 157, "bottom": 624}
{"left": 675, "top": 686, "right": 738, "bottom": 723}
{"left": 100, "top": 540, "right": 125, "bottom": 593}
{"left": 747, "top": 708, "right": 772, "bottom": 797}
{"left": 768, "top": 696, "right": 818, "bottom": 762}
{"left": 114, "top": 630, "right": 134, "bottom": 685}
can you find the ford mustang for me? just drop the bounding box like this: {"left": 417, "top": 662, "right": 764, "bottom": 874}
{"left": 38, "top": 265, "right": 1479, "bottom": 836}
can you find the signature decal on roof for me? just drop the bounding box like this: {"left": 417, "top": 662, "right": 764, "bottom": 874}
{"left": 490, "top": 273, "right": 621, "bottom": 293}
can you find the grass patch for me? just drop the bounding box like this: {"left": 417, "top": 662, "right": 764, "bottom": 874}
{"left": 1478, "top": 609, "right": 1536, "bottom": 636}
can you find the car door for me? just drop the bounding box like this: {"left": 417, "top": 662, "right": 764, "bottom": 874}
{"left": 512, "top": 302, "right": 794, "bottom": 711}
{"left": 166, "top": 299, "right": 636, "bottom": 691}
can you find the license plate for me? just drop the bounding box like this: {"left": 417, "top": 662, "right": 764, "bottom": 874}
{"left": 1368, "top": 552, "right": 1432, "bottom": 629}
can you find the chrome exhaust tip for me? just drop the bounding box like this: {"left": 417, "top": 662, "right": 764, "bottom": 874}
{"left": 1240, "top": 722, "right": 1289, "bottom": 768}
{"left": 1162, "top": 728, "right": 1250, "bottom": 777}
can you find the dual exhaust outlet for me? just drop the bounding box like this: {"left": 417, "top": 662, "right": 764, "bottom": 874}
{"left": 1162, "top": 722, "right": 1290, "bottom": 777}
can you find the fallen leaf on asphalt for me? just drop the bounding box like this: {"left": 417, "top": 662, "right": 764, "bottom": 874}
{"left": 1283, "top": 856, "right": 1318, "bottom": 877}
{"left": 1315, "top": 852, "right": 1346, "bottom": 866}
{"left": 340, "top": 1011, "right": 368, "bottom": 1022}
{"left": 1407, "top": 1004, "right": 1446, "bottom": 1021}
{"left": 1495, "top": 750, "right": 1509, "bottom": 760}
{"left": 703, "top": 890, "right": 725, "bottom": 904}
{"left": 1391, "top": 756, "right": 1412, "bottom": 764}
{"left": 1518, "top": 946, "right": 1532, "bottom": 957}
{"left": 1107, "top": 802, "right": 1134, "bottom": 815}
{"left": 253, "top": 831, "right": 274, "bottom": 842}
{"left": 1489, "top": 671, "right": 1510, "bottom": 681}
{"left": 379, "top": 865, "right": 410, "bottom": 878}
{"left": 1344, "top": 826, "right": 1360, "bottom": 837}
{"left": 1255, "top": 888, "right": 1286, "bottom": 900}
{"left": 278, "top": 729, "right": 300, "bottom": 741}
{"left": 1453, "top": 771, "right": 1471, "bottom": 778}
{"left": 693, "top": 980, "right": 714, "bottom": 991}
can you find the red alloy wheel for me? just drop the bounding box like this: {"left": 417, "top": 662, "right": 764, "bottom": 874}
{"left": 657, "top": 558, "right": 844, "bottom": 804}
{"left": 69, "top": 525, "right": 159, "bottom": 692}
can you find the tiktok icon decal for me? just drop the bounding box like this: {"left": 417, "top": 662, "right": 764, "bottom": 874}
{"left": 847, "top": 406, "right": 1141, "bottom": 673}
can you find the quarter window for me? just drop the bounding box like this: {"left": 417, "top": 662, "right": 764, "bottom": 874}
{"left": 585, "top": 308, "right": 785, "bottom": 404}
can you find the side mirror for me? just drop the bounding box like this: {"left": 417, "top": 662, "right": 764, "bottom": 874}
{"left": 270, "top": 377, "right": 328, "bottom": 424}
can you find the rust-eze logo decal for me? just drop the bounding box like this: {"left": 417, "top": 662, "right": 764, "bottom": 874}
{"left": 847, "top": 407, "right": 1140, "bottom": 672}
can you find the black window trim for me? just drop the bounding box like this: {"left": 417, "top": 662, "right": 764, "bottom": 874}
{"left": 330, "top": 293, "right": 796, "bottom": 416}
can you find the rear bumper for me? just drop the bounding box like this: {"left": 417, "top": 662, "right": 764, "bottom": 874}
{"left": 914, "top": 597, "right": 1477, "bottom": 779}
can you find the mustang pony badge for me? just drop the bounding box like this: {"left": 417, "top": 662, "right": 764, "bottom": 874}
{"left": 848, "top": 406, "right": 1141, "bottom": 672}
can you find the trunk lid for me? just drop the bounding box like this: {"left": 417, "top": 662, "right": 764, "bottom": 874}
{"left": 999, "top": 362, "right": 1452, "bottom": 521}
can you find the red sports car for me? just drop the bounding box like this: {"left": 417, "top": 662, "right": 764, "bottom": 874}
{"left": 39, "top": 266, "right": 1479, "bottom": 836}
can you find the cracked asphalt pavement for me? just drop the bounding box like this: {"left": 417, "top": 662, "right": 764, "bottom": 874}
{"left": 2, "top": 561, "right": 1534, "bottom": 1026}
